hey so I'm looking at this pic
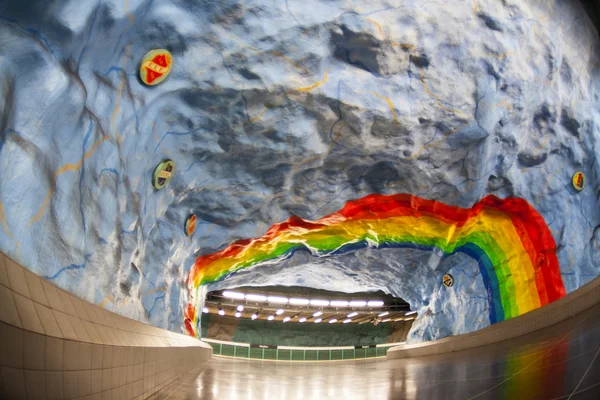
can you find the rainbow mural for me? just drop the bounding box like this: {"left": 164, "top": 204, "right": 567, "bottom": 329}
{"left": 184, "top": 194, "right": 565, "bottom": 337}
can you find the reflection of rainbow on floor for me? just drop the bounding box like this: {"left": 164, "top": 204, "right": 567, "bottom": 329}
{"left": 184, "top": 194, "right": 565, "bottom": 337}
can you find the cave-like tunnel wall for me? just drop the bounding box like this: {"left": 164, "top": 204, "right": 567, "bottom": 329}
{"left": 0, "top": 0, "right": 599, "bottom": 342}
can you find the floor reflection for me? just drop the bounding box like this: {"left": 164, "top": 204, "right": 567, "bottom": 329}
{"left": 151, "top": 303, "right": 600, "bottom": 399}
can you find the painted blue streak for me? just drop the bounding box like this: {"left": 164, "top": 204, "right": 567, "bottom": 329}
{"left": 99, "top": 168, "right": 119, "bottom": 179}
{"left": 43, "top": 264, "right": 86, "bottom": 280}
{"left": 152, "top": 129, "right": 198, "bottom": 155}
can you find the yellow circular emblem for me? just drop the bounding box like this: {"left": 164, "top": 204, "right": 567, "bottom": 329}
{"left": 572, "top": 171, "right": 585, "bottom": 191}
{"left": 140, "top": 49, "right": 172, "bottom": 86}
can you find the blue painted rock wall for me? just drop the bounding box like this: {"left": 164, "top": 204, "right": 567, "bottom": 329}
{"left": 0, "top": 0, "right": 599, "bottom": 342}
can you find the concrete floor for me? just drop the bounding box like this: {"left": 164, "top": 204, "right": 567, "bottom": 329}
{"left": 151, "top": 303, "right": 600, "bottom": 399}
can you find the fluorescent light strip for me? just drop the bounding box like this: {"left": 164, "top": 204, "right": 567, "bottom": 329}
{"left": 328, "top": 319, "right": 337, "bottom": 324}
{"left": 343, "top": 319, "right": 352, "bottom": 324}
{"left": 330, "top": 300, "right": 349, "bottom": 307}
{"left": 378, "top": 311, "right": 389, "bottom": 317}
{"left": 267, "top": 315, "right": 275, "bottom": 321}
{"left": 276, "top": 309, "right": 284, "bottom": 315}
{"left": 283, "top": 316, "right": 291, "bottom": 322}
{"left": 382, "top": 319, "right": 391, "bottom": 322}
{"left": 245, "top": 294, "right": 267, "bottom": 302}
{"left": 314, "top": 318, "right": 322, "bottom": 323}
{"left": 202, "top": 307, "right": 209, "bottom": 313}
{"left": 367, "top": 300, "right": 384, "bottom": 307}
{"left": 298, "top": 317, "right": 307, "bottom": 323}
{"left": 289, "top": 298, "right": 310, "bottom": 305}
{"left": 218, "top": 309, "right": 225, "bottom": 316}
{"left": 313, "top": 311, "right": 323, "bottom": 317}
{"left": 349, "top": 300, "right": 367, "bottom": 307}
{"left": 237, "top": 305, "right": 244, "bottom": 312}
{"left": 405, "top": 311, "right": 417, "bottom": 315}
{"left": 267, "top": 296, "right": 288, "bottom": 304}
{"left": 251, "top": 314, "right": 258, "bottom": 320}
{"left": 347, "top": 312, "right": 358, "bottom": 318}
{"left": 235, "top": 312, "right": 241, "bottom": 318}
{"left": 222, "top": 291, "right": 245, "bottom": 299}
{"left": 310, "top": 299, "right": 330, "bottom": 306}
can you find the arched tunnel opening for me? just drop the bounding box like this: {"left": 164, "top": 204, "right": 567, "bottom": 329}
{"left": 183, "top": 193, "right": 565, "bottom": 344}
{"left": 200, "top": 286, "right": 414, "bottom": 347}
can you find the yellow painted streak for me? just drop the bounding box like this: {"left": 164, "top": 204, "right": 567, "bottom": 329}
{"left": 98, "top": 295, "right": 114, "bottom": 308}
{"left": 418, "top": 65, "right": 465, "bottom": 116}
{"left": 363, "top": 91, "right": 399, "bottom": 124}
{"left": 366, "top": 18, "right": 385, "bottom": 40}
{"left": 408, "top": 122, "right": 471, "bottom": 161}
{"left": 534, "top": 135, "right": 550, "bottom": 153}
{"left": 143, "top": 286, "right": 167, "bottom": 296}
{"left": 0, "top": 201, "right": 19, "bottom": 255}
{"left": 247, "top": 66, "right": 330, "bottom": 124}
{"left": 124, "top": 0, "right": 134, "bottom": 24}
{"left": 486, "top": 51, "right": 513, "bottom": 59}
{"left": 198, "top": 213, "right": 539, "bottom": 314}
{"left": 27, "top": 135, "right": 110, "bottom": 229}
{"left": 267, "top": 51, "right": 310, "bottom": 74}
{"left": 389, "top": 42, "right": 417, "bottom": 51}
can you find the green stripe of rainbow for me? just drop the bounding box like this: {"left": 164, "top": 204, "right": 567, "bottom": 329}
{"left": 184, "top": 194, "right": 565, "bottom": 337}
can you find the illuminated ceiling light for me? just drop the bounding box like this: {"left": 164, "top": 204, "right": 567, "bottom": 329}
{"left": 328, "top": 319, "right": 337, "bottom": 324}
{"left": 310, "top": 299, "right": 329, "bottom": 306}
{"left": 235, "top": 312, "right": 241, "bottom": 318}
{"left": 251, "top": 313, "right": 258, "bottom": 320}
{"left": 343, "top": 319, "right": 352, "bottom": 324}
{"left": 202, "top": 307, "right": 209, "bottom": 313}
{"left": 347, "top": 312, "right": 358, "bottom": 318}
{"left": 313, "top": 311, "right": 323, "bottom": 317}
{"left": 349, "top": 300, "right": 367, "bottom": 307}
{"left": 405, "top": 311, "right": 417, "bottom": 315}
{"left": 314, "top": 318, "right": 322, "bottom": 323}
{"left": 246, "top": 294, "right": 267, "bottom": 302}
{"left": 276, "top": 309, "right": 284, "bottom": 315}
{"left": 382, "top": 318, "right": 391, "bottom": 322}
{"left": 218, "top": 309, "right": 225, "bottom": 316}
{"left": 330, "top": 300, "right": 349, "bottom": 307}
{"left": 237, "top": 305, "right": 244, "bottom": 312}
{"left": 283, "top": 316, "right": 291, "bottom": 322}
{"left": 267, "top": 296, "right": 288, "bottom": 304}
{"left": 267, "top": 315, "right": 275, "bottom": 321}
{"left": 378, "top": 311, "right": 389, "bottom": 317}
{"left": 358, "top": 320, "right": 370, "bottom": 325}
{"left": 367, "top": 300, "right": 384, "bottom": 307}
{"left": 298, "top": 317, "right": 307, "bottom": 323}
{"left": 289, "top": 298, "right": 310, "bottom": 305}
{"left": 223, "top": 291, "right": 245, "bottom": 300}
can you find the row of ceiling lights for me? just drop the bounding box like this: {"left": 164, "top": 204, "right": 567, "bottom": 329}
{"left": 203, "top": 304, "right": 417, "bottom": 323}
{"left": 221, "top": 290, "right": 385, "bottom": 307}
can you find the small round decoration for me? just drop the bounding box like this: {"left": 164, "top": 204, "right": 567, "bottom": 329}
{"left": 572, "top": 171, "right": 585, "bottom": 191}
{"left": 443, "top": 274, "right": 454, "bottom": 288}
{"left": 140, "top": 49, "right": 172, "bottom": 86}
{"left": 185, "top": 214, "right": 197, "bottom": 237}
{"left": 153, "top": 159, "right": 175, "bottom": 189}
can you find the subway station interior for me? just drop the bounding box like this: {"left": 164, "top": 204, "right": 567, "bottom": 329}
{"left": 1, "top": 0, "right": 600, "bottom": 399}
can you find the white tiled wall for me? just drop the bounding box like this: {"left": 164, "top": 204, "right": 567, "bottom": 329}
{"left": 0, "top": 251, "right": 212, "bottom": 400}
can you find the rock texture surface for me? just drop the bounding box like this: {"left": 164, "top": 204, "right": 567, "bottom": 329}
{"left": 0, "top": 0, "right": 599, "bottom": 342}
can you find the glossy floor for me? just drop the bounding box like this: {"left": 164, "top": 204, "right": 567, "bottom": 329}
{"left": 151, "top": 303, "right": 600, "bottom": 399}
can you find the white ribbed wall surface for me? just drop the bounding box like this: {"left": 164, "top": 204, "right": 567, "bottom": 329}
{"left": 0, "top": 252, "right": 212, "bottom": 400}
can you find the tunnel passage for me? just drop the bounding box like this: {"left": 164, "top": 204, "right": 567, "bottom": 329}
{"left": 183, "top": 193, "right": 565, "bottom": 343}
